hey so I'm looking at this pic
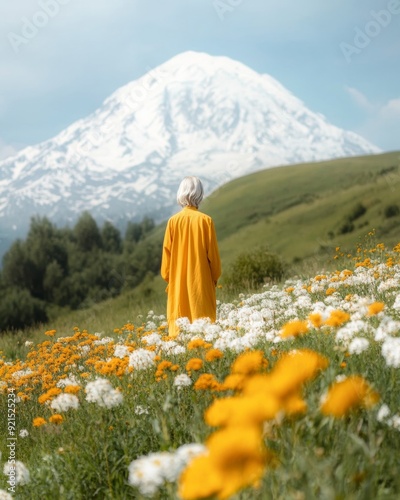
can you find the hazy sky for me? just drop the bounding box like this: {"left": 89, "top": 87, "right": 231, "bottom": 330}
{"left": 0, "top": 0, "right": 399, "bottom": 160}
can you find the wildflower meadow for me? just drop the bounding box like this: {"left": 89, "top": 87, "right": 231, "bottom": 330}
{"left": 1, "top": 237, "right": 400, "bottom": 499}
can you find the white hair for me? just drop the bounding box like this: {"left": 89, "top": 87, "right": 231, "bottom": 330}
{"left": 176, "top": 176, "right": 204, "bottom": 208}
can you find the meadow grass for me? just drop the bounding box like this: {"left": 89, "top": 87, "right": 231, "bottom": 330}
{"left": 1, "top": 238, "right": 400, "bottom": 499}
{"left": 203, "top": 151, "right": 400, "bottom": 266}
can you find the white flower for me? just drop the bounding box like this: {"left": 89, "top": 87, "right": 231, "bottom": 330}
{"left": 348, "top": 337, "right": 369, "bottom": 355}
{"left": 128, "top": 452, "right": 172, "bottom": 496}
{"left": 145, "top": 321, "right": 157, "bottom": 331}
{"left": 24, "top": 341, "right": 33, "bottom": 347}
{"left": 382, "top": 337, "right": 400, "bottom": 368}
{"left": 173, "top": 374, "right": 192, "bottom": 389}
{"left": 114, "top": 344, "right": 130, "bottom": 358}
{"left": 19, "top": 429, "right": 29, "bottom": 438}
{"left": 85, "top": 378, "right": 123, "bottom": 408}
{"left": 388, "top": 415, "right": 400, "bottom": 430}
{"left": 56, "top": 375, "right": 80, "bottom": 388}
{"left": 93, "top": 337, "right": 114, "bottom": 346}
{"left": 129, "top": 349, "right": 156, "bottom": 370}
{"left": 50, "top": 393, "right": 79, "bottom": 412}
{"left": 377, "top": 404, "right": 391, "bottom": 422}
{"left": 135, "top": 405, "right": 149, "bottom": 415}
{"left": 3, "top": 460, "right": 30, "bottom": 485}
{"left": 142, "top": 333, "right": 162, "bottom": 346}
{"left": 0, "top": 489, "right": 13, "bottom": 500}
{"left": 78, "top": 345, "right": 90, "bottom": 355}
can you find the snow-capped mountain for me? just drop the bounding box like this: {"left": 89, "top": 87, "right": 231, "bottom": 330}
{"left": 0, "top": 50, "right": 379, "bottom": 249}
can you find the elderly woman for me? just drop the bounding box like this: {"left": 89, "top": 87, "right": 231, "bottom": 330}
{"left": 161, "top": 176, "right": 221, "bottom": 337}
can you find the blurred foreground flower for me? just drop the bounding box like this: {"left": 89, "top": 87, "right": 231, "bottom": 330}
{"left": 321, "top": 375, "right": 379, "bottom": 417}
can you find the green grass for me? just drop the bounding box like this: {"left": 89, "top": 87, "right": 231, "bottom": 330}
{"left": 202, "top": 151, "right": 400, "bottom": 265}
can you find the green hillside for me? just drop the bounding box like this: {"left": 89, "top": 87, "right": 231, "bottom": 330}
{"left": 201, "top": 151, "right": 400, "bottom": 266}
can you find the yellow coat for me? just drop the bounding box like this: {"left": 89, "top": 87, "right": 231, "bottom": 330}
{"left": 161, "top": 206, "right": 221, "bottom": 337}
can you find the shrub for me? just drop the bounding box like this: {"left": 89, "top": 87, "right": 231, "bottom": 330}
{"left": 338, "top": 221, "right": 354, "bottom": 235}
{"left": 384, "top": 204, "right": 400, "bottom": 218}
{"left": 0, "top": 288, "right": 48, "bottom": 332}
{"left": 348, "top": 202, "right": 367, "bottom": 222}
{"left": 223, "top": 248, "right": 285, "bottom": 291}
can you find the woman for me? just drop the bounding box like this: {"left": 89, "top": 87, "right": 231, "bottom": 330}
{"left": 161, "top": 176, "right": 221, "bottom": 337}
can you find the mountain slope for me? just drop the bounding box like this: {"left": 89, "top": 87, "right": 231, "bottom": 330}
{"left": 201, "top": 151, "right": 400, "bottom": 265}
{"left": 0, "top": 51, "right": 379, "bottom": 250}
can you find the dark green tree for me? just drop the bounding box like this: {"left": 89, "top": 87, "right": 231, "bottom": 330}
{"left": 74, "top": 212, "right": 102, "bottom": 252}
{"left": 101, "top": 221, "right": 122, "bottom": 253}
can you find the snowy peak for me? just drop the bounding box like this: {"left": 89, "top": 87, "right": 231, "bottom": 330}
{"left": 0, "top": 51, "right": 380, "bottom": 246}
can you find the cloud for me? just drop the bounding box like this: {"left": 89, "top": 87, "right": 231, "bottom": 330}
{"left": 345, "top": 86, "right": 374, "bottom": 112}
{"left": 345, "top": 86, "right": 400, "bottom": 150}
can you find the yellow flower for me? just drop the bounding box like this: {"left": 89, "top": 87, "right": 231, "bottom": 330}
{"left": 179, "top": 455, "right": 221, "bottom": 500}
{"left": 194, "top": 373, "right": 223, "bottom": 391}
{"left": 188, "top": 339, "right": 212, "bottom": 350}
{"left": 367, "top": 302, "right": 384, "bottom": 316}
{"left": 179, "top": 426, "right": 270, "bottom": 500}
{"left": 205, "top": 348, "right": 223, "bottom": 362}
{"left": 49, "top": 414, "right": 63, "bottom": 425}
{"left": 64, "top": 385, "right": 80, "bottom": 394}
{"left": 222, "top": 373, "right": 245, "bottom": 391}
{"left": 308, "top": 313, "right": 323, "bottom": 328}
{"left": 186, "top": 358, "right": 203, "bottom": 372}
{"left": 325, "top": 287, "right": 336, "bottom": 296}
{"left": 321, "top": 376, "right": 379, "bottom": 417}
{"left": 324, "top": 310, "right": 350, "bottom": 327}
{"left": 33, "top": 417, "right": 47, "bottom": 427}
{"left": 244, "top": 350, "right": 328, "bottom": 401}
{"left": 231, "top": 350, "right": 267, "bottom": 375}
{"left": 282, "top": 392, "right": 307, "bottom": 416}
{"left": 280, "top": 320, "right": 309, "bottom": 339}
{"left": 38, "top": 387, "right": 62, "bottom": 404}
{"left": 207, "top": 427, "right": 270, "bottom": 499}
{"left": 205, "top": 395, "right": 280, "bottom": 428}
{"left": 45, "top": 329, "right": 57, "bottom": 337}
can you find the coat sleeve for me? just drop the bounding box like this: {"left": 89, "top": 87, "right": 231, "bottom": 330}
{"left": 207, "top": 218, "right": 221, "bottom": 283}
{"left": 161, "top": 220, "right": 172, "bottom": 283}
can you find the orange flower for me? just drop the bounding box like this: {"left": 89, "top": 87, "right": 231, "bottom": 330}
{"left": 188, "top": 339, "right": 212, "bottom": 350}
{"left": 280, "top": 320, "right": 309, "bottom": 339}
{"left": 64, "top": 385, "right": 80, "bottom": 394}
{"left": 38, "top": 387, "right": 62, "bottom": 404}
{"left": 186, "top": 358, "right": 203, "bottom": 372}
{"left": 324, "top": 310, "right": 350, "bottom": 327}
{"left": 231, "top": 351, "right": 267, "bottom": 375}
{"left": 321, "top": 376, "right": 379, "bottom": 417}
{"left": 205, "top": 349, "right": 223, "bottom": 362}
{"left": 325, "top": 288, "right": 336, "bottom": 296}
{"left": 308, "top": 313, "right": 323, "bottom": 328}
{"left": 194, "top": 373, "right": 224, "bottom": 391}
{"left": 49, "top": 414, "right": 63, "bottom": 425}
{"left": 367, "top": 302, "right": 384, "bottom": 316}
{"left": 33, "top": 417, "right": 47, "bottom": 427}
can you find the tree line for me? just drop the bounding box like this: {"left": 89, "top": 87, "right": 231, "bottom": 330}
{"left": 0, "top": 213, "right": 161, "bottom": 332}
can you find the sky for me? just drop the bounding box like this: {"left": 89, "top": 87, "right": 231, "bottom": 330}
{"left": 0, "top": 0, "right": 399, "bottom": 161}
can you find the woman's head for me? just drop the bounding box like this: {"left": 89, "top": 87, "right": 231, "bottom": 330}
{"left": 177, "top": 176, "right": 204, "bottom": 208}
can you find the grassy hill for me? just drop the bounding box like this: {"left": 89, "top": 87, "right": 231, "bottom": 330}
{"left": 1, "top": 151, "right": 399, "bottom": 347}
{"left": 201, "top": 151, "right": 400, "bottom": 266}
